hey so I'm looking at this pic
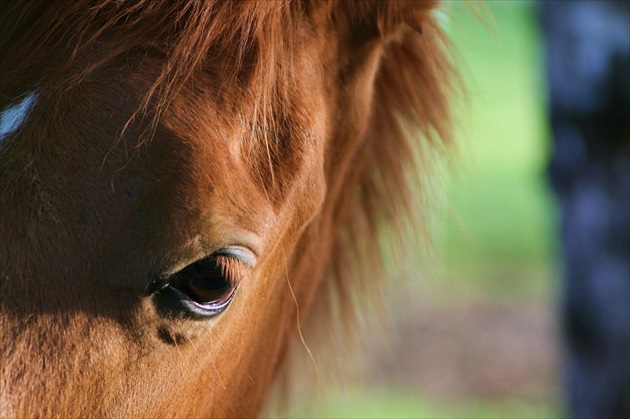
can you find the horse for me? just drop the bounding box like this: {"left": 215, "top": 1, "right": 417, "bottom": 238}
{"left": 0, "top": 1, "right": 453, "bottom": 416}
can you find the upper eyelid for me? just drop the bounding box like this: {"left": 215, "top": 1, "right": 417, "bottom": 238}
{"left": 161, "top": 244, "right": 257, "bottom": 277}
{"left": 214, "top": 245, "right": 257, "bottom": 268}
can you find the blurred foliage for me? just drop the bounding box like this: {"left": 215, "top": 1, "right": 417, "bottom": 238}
{"left": 440, "top": 0, "right": 557, "bottom": 301}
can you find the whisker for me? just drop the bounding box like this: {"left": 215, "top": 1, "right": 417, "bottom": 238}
{"left": 281, "top": 247, "right": 320, "bottom": 414}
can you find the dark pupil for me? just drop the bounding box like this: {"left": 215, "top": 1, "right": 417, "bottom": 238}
{"left": 172, "top": 258, "right": 231, "bottom": 304}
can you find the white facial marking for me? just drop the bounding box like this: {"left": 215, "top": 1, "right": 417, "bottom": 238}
{"left": 0, "top": 92, "right": 38, "bottom": 147}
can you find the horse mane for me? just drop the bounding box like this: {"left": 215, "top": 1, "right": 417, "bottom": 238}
{"left": 281, "top": 8, "right": 455, "bottom": 405}
{"left": 1, "top": 0, "right": 298, "bottom": 145}
{"left": 1, "top": 0, "right": 454, "bottom": 403}
{"left": 328, "top": 14, "right": 453, "bottom": 317}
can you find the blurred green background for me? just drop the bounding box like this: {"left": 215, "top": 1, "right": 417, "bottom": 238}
{"left": 295, "top": 1, "right": 561, "bottom": 417}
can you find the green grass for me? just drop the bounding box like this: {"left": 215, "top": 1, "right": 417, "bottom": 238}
{"left": 297, "top": 388, "right": 561, "bottom": 419}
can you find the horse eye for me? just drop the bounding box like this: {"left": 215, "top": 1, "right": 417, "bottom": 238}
{"left": 155, "top": 256, "right": 237, "bottom": 318}
{"left": 171, "top": 258, "right": 233, "bottom": 303}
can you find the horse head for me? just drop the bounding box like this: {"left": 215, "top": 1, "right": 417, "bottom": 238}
{"left": 0, "top": 1, "right": 452, "bottom": 416}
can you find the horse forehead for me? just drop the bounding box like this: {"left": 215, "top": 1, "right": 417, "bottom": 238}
{"left": 149, "top": 91, "right": 320, "bottom": 219}
{"left": 164, "top": 66, "right": 328, "bottom": 183}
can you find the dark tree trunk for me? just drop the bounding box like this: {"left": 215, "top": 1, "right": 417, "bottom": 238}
{"left": 541, "top": 1, "right": 630, "bottom": 418}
